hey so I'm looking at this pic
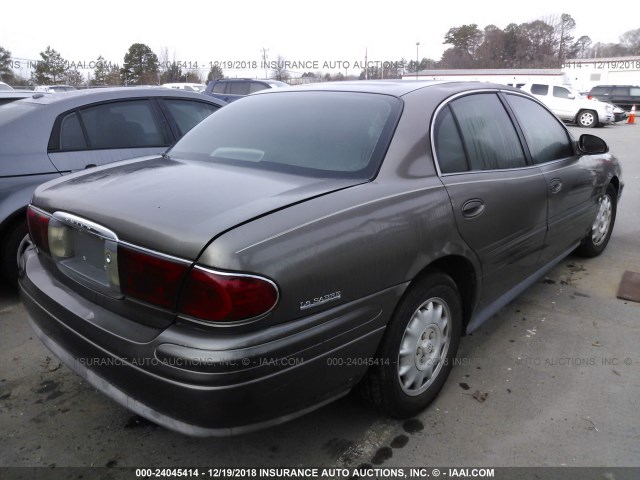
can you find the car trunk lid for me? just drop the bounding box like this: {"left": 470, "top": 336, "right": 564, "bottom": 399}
{"left": 32, "top": 155, "right": 364, "bottom": 260}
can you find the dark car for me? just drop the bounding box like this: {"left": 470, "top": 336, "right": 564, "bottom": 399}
{"left": 0, "top": 88, "right": 225, "bottom": 283}
{"left": 203, "top": 78, "right": 288, "bottom": 103}
{"left": 19, "top": 81, "right": 622, "bottom": 436}
{"left": 588, "top": 85, "right": 640, "bottom": 112}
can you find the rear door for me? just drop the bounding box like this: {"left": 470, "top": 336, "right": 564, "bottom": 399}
{"left": 47, "top": 99, "right": 172, "bottom": 173}
{"left": 433, "top": 92, "right": 548, "bottom": 305}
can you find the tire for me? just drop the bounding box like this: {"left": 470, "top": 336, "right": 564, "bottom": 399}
{"left": 575, "top": 184, "right": 617, "bottom": 257}
{"left": 577, "top": 109, "right": 598, "bottom": 128}
{"left": 0, "top": 219, "right": 28, "bottom": 284}
{"left": 360, "top": 271, "right": 462, "bottom": 418}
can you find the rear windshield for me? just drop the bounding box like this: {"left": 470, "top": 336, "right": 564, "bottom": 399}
{"left": 169, "top": 91, "right": 402, "bottom": 179}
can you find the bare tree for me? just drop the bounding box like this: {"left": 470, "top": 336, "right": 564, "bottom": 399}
{"left": 573, "top": 36, "right": 592, "bottom": 59}
{"left": 271, "top": 55, "right": 289, "bottom": 81}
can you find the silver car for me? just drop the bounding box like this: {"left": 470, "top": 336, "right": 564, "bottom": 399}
{"left": 19, "top": 81, "right": 622, "bottom": 436}
{"left": 0, "top": 88, "right": 225, "bottom": 283}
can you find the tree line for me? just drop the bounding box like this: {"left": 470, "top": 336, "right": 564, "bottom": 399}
{"left": 0, "top": 43, "right": 224, "bottom": 87}
{"left": 1, "top": 14, "right": 639, "bottom": 86}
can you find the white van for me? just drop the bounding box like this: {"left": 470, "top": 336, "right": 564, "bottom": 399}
{"left": 520, "top": 83, "right": 614, "bottom": 127}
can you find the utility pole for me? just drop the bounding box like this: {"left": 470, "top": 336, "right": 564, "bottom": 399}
{"left": 261, "top": 48, "right": 269, "bottom": 79}
{"left": 365, "top": 48, "right": 368, "bottom": 80}
{"left": 416, "top": 42, "right": 420, "bottom": 80}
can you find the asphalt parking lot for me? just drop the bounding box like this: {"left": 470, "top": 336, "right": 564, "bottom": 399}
{"left": 1, "top": 123, "right": 639, "bottom": 473}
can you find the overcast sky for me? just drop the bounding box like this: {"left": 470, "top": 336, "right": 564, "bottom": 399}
{"left": 4, "top": 0, "right": 639, "bottom": 78}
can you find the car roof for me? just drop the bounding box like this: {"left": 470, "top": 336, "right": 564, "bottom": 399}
{"left": 16, "top": 87, "right": 225, "bottom": 108}
{"left": 255, "top": 80, "right": 518, "bottom": 97}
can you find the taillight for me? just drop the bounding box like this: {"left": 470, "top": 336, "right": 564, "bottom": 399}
{"left": 27, "top": 206, "right": 50, "bottom": 254}
{"left": 118, "top": 245, "right": 188, "bottom": 309}
{"left": 179, "top": 267, "right": 278, "bottom": 322}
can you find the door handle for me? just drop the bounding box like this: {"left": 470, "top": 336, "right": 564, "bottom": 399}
{"left": 550, "top": 178, "right": 562, "bottom": 194}
{"left": 461, "top": 199, "right": 485, "bottom": 219}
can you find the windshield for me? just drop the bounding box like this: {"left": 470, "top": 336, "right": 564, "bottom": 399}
{"left": 169, "top": 91, "right": 402, "bottom": 179}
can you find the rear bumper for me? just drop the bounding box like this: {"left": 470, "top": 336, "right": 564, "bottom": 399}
{"left": 20, "top": 248, "right": 403, "bottom": 436}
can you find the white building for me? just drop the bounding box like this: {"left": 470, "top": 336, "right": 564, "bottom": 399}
{"left": 562, "top": 56, "right": 640, "bottom": 92}
{"left": 402, "top": 68, "right": 568, "bottom": 87}
{"left": 402, "top": 57, "right": 640, "bottom": 93}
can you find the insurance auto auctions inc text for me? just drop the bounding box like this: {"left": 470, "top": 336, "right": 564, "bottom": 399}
{"left": 223, "top": 467, "right": 495, "bottom": 478}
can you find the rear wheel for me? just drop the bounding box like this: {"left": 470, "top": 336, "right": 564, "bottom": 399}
{"left": 1, "top": 219, "right": 28, "bottom": 284}
{"left": 361, "top": 272, "right": 462, "bottom": 418}
{"left": 577, "top": 109, "right": 598, "bottom": 128}
{"left": 575, "top": 184, "right": 617, "bottom": 257}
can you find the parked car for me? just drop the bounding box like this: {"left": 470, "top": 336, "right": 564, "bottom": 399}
{"left": 520, "top": 83, "right": 614, "bottom": 127}
{"left": 0, "top": 87, "right": 225, "bottom": 283}
{"left": 34, "top": 85, "right": 77, "bottom": 93}
{"left": 19, "top": 81, "right": 622, "bottom": 436}
{"left": 588, "top": 85, "right": 640, "bottom": 112}
{"left": 0, "top": 91, "right": 44, "bottom": 107}
{"left": 162, "top": 83, "right": 206, "bottom": 92}
{"left": 202, "top": 78, "right": 288, "bottom": 103}
{"left": 611, "top": 104, "right": 627, "bottom": 122}
{"left": 0, "top": 81, "right": 14, "bottom": 91}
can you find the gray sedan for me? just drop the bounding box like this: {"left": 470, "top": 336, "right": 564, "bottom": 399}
{"left": 0, "top": 88, "right": 225, "bottom": 283}
{"left": 19, "top": 81, "right": 622, "bottom": 436}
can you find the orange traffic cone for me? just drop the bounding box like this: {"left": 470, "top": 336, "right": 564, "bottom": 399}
{"left": 628, "top": 104, "right": 636, "bottom": 124}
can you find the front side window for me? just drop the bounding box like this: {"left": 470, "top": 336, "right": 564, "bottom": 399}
{"left": 249, "top": 82, "right": 269, "bottom": 93}
{"left": 162, "top": 99, "right": 220, "bottom": 137}
{"left": 212, "top": 82, "right": 226, "bottom": 93}
{"left": 553, "top": 86, "right": 572, "bottom": 99}
{"left": 448, "top": 93, "right": 526, "bottom": 171}
{"left": 506, "top": 94, "right": 573, "bottom": 164}
{"left": 170, "top": 92, "right": 402, "bottom": 179}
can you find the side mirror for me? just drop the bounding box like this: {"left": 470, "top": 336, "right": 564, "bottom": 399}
{"left": 567, "top": 94, "right": 575, "bottom": 99}
{"left": 578, "top": 134, "right": 609, "bottom": 154}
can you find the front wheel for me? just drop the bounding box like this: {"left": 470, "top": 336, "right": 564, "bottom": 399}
{"left": 577, "top": 109, "right": 598, "bottom": 128}
{"left": 575, "top": 184, "right": 617, "bottom": 257}
{"left": 360, "top": 272, "right": 462, "bottom": 418}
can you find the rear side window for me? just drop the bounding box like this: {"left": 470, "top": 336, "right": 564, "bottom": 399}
{"left": 78, "top": 100, "right": 166, "bottom": 149}
{"left": 228, "top": 82, "right": 250, "bottom": 95}
{"left": 612, "top": 87, "right": 628, "bottom": 96}
{"left": 630, "top": 87, "right": 640, "bottom": 96}
{"left": 59, "top": 112, "right": 87, "bottom": 150}
{"left": 531, "top": 84, "right": 549, "bottom": 95}
{"left": 434, "top": 105, "right": 468, "bottom": 173}
{"left": 589, "top": 86, "right": 608, "bottom": 95}
{"left": 162, "top": 99, "right": 220, "bottom": 137}
{"left": 448, "top": 93, "right": 526, "bottom": 171}
{"left": 506, "top": 94, "right": 573, "bottom": 164}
